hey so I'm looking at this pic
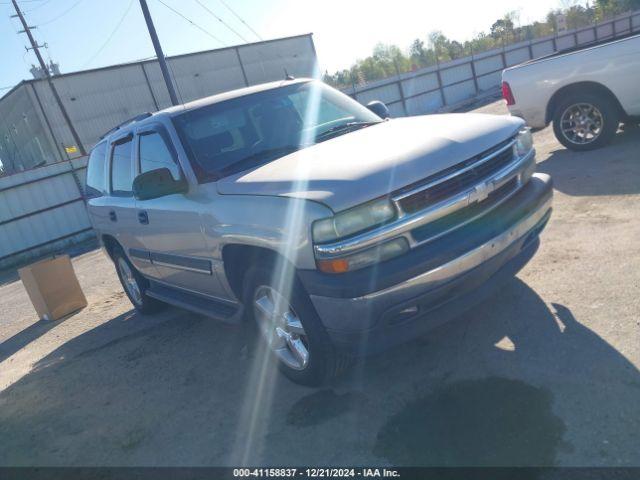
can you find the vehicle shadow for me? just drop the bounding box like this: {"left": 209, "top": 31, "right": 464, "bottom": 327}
{"left": 0, "top": 319, "right": 59, "bottom": 363}
{"left": 537, "top": 126, "right": 640, "bottom": 197}
{"left": 283, "top": 278, "right": 640, "bottom": 468}
{"left": 0, "top": 278, "right": 638, "bottom": 468}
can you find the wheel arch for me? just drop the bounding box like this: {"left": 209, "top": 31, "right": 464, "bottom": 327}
{"left": 222, "top": 244, "right": 301, "bottom": 301}
{"left": 545, "top": 81, "right": 626, "bottom": 124}
{"left": 101, "top": 234, "right": 121, "bottom": 261}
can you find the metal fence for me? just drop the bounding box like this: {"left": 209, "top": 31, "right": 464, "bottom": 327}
{"left": 0, "top": 157, "right": 91, "bottom": 269}
{"left": 344, "top": 10, "right": 640, "bottom": 117}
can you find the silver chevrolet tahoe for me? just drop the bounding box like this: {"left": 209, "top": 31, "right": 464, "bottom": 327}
{"left": 85, "top": 78, "right": 553, "bottom": 385}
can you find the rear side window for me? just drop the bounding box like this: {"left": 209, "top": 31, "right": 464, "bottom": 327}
{"left": 85, "top": 142, "right": 107, "bottom": 198}
{"left": 138, "top": 131, "right": 181, "bottom": 180}
{"left": 110, "top": 137, "right": 134, "bottom": 196}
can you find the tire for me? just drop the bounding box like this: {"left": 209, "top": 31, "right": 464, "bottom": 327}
{"left": 112, "top": 245, "right": 165, "bottom": 314}
{"left": 552, "top": 93, "right": 620, "bottom": 151}
{"left": 242, "top": 261, "right": 346, "bottom": 386}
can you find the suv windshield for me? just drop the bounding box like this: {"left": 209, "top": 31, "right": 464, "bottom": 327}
{"left": 172, "top": 81, "right": 382, "bottom": 181}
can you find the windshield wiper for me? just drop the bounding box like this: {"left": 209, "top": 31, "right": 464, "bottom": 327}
{"left": 315, "top": 121, "right": 381, "bottom": 142}
{"left": 218, "top": 144, "right": 302, "bottom": 176}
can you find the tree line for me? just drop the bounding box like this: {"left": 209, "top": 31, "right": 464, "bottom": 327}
{"left": 323, "top": 0, "right": 640, "bottom": 88}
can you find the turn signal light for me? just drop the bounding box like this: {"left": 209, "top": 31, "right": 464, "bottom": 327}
{"left": 317, "top": 258, "right": 350, "bottom": 274}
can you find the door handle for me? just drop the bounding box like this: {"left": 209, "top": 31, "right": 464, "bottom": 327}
{"left": 138, "top": 211, "right": 149, "bottom": 225}
{"left": 109, "top": 210, "right": 117, "bottom": 222}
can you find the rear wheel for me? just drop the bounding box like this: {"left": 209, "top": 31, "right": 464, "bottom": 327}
{"left": 112, "top": 246, "right": 165, "bottom": 314}
{"left": 243, "top": 262, "right": 345, "bottom": 386}
{"left": 552, "top": 93, "right": 619, "bottom": 151}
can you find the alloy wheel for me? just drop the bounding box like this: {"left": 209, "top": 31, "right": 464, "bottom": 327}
{"left": 560, "top": 103, "right": 604, "bottom": 145}
{"left": 253, "top": 285, "right": 309, "bottom": 371}
{"left": 117, "top": 257, "right": 143, "bottom": 306}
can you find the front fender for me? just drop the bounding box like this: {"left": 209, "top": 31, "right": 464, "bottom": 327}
{"left": 200, "top": 194, "right": 333, "bottom": 270}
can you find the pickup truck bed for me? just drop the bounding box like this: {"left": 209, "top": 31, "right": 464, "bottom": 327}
{"left": 502, "top": 32, "right": 640, "bottom": 151}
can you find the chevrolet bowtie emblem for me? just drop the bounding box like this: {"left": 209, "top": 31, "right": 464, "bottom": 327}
{"left": 470, "top": 181, "right": 492, "bottom": 203}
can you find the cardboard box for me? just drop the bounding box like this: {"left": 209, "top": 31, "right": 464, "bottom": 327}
{"left": 19, "top": 255, "right": 87, "bottom": 321}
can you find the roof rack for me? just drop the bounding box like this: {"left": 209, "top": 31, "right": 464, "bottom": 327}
{"left": 100, "top": 112, "right": 153, "bottom": 139}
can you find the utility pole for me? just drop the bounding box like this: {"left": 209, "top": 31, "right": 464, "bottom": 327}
{"left": 11, "top": 0, "right": 86, "bottom": 156}
{"left": 138, "top": 0, "right": 179, "bottom": 106}
{"left": 11, "top": 0, "right": 87, "bottom": 155}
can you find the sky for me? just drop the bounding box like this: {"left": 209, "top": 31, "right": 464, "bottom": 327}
{"left": 1, "top": 0, "right": 570, "bottom": 92}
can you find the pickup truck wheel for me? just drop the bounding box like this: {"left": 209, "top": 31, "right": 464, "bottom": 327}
{"left": 113, "top": 246, "right": 164, "bottom": 314}
{"left": 243, "top": 263, "right": 342, "bottom": 386}
{"left": 552, "top": 94, "right": 619, "bottom": 151}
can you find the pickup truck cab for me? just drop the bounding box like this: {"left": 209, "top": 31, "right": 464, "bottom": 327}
{"left": 85, "top": 78, "right": 553, "bottom": 385}
{"left": 502, "top": 33, "right": 640, "bottom": 151}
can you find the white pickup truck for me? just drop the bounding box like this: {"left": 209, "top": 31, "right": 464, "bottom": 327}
{"left": 502, "top": 33, "right": 640, "bottom": 151}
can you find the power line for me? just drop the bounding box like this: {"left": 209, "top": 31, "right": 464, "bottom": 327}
{"left": 215, "top": 0, "right": 262, "bottom": 41}
{"left": 154, "top": 0, "right": 225, "bottom": 46}
{"left": 10, "top": 0, "right": 86, "bottom": 155}
{"left": 193, "top": 0, "right": 247, "bottom": 43}
{"left": 23, "top": 0, "right": 54, "bottom": 12}
{"left": 36, "top": 0, "right": 84, "bottom": 26}
{"left": 81, "top": 0, "right": 134, "bottom": 68}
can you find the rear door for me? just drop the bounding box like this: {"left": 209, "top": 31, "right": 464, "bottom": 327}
{"left": 85, "top": 141, "right": 110, "bottom": 234}
{"left": 133, "top": 124, "right": 226, "bottom": 297}
{"left": 105, "top": 133, "right": 154, "bottom": 275}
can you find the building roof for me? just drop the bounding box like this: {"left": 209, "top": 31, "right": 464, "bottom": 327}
{"left": 160, "top": 78, "right": 312, "bottom": 116}
{"left": 0, "top": 33, "right": 314, "bottom": 104}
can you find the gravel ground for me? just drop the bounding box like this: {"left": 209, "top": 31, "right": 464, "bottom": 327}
{"left": 0, "top": 101, "right": 639, "bottom": 468}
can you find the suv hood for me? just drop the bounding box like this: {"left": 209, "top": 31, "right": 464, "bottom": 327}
{"left": 216, "top": 113, "right": 524, "bottom": 212}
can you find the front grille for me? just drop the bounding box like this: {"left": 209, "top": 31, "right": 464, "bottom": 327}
{"left": 397, "top": 138, "right": 516, "bottom": 214}
{"left": 411, "top": 177, "right": 519, "bottom": 243}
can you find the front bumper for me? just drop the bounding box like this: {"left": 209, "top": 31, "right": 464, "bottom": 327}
{"left": 300, "top": 173, "right": 553, "bottom": 354}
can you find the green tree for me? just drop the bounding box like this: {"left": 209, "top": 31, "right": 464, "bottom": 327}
{"left": 564, "top": 4, "right": 596, "bottom": 29}
{"left": 490, "top": 17, "right": 515, "bottom": 43}
{"left": 428, "top": 31, "right": 452, "bottom": 62}
{"left": 409, "top": 39, "right": 436, "bottom": 68}
{"left": 322, "top": 0, "right": 639, "bottom": 89}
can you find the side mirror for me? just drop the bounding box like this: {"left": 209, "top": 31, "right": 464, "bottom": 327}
{"left": 366, "top": 100, "right": 390, "bottom": 119}
{"left": 133, "top": 168, "right": 187, "bottom": 200}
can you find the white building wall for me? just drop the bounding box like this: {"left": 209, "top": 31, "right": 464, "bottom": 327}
{"left": 0, "top": 34, "right": 317, "bottom": 172}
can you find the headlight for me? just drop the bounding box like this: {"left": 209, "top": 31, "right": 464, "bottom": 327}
{"left": 312, "top": 197, "right": 396, "bottom": 244}
{"left": 514, "top": 128, "right": 533, "bottom": 157}
{"left": 317, "top": 237, "right": 409, "bottom": 274}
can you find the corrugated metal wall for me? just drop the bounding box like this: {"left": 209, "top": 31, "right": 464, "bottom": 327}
{"left": 0, "top": 34, "right": 317, "bottom": 174}
{"left": 342, "top": 11, "right": 640, "bottom": 117}
{"left": 0, "top": 156, "right": 91, "bottom": 269}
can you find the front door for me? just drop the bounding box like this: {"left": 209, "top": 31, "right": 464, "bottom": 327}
{"left": 133, "top": 125, "right": 226, "bottom": 298}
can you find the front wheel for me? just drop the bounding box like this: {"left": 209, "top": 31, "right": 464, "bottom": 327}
{"left": 242, "top": 263, "right": 345, "bottom": 386}
{"left": 552, "top": 93, "right": 619, "bottom": 151}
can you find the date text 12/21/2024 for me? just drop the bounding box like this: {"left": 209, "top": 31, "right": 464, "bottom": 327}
{"left": 233, "top": 468, "right": 401, "bottom": 478}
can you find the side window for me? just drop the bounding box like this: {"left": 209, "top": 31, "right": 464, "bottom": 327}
{"left": 110, "top": 137, "right": 134, "bottom": 196}
{"left": 85, "top": 142, "right": 107, "bottom": 198}
{"left": 138, "top": 131, "right": 181, "bottom": 180}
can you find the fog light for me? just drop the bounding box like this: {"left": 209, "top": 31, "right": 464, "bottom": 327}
{"left": 388, "top": 305, "right": 420, "bottom": 325}
{"left": 399, "top": 306, "right": 419, "bottom": 315}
